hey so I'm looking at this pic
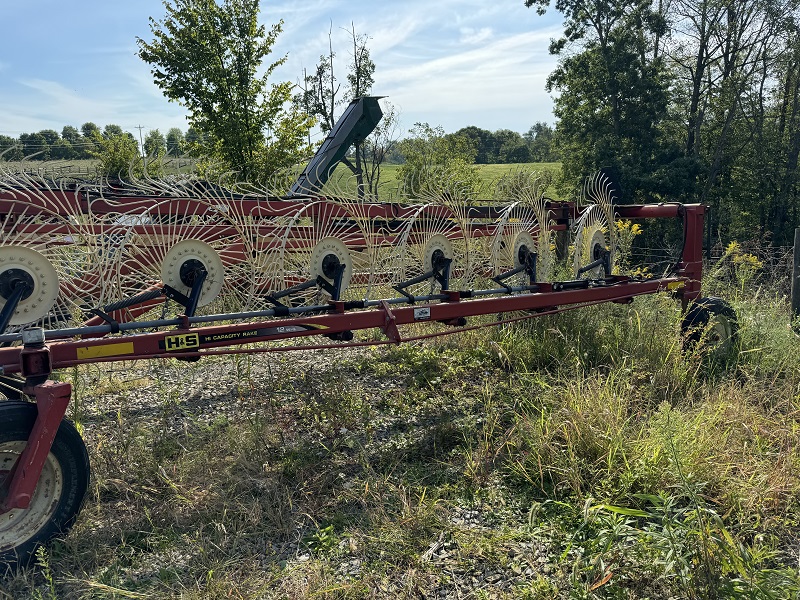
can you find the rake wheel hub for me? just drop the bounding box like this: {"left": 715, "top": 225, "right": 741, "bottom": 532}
{"left": 179, "top": 259, "right": 206, "bottom": 287}
{"left": 321, "top": 253, "right": 342, "bottom": 279}
{"left": 422, "top": 234, "right": 454, "bottom": 274}
{"left": 0, "top": 269, "right": 35, "bottom": 302}
{"left": 517, "top": 245, "right": 530, "bottom": 265}
{"left": 512, "top": 231, "right": 537, "bottom": 269}
{"left": 591, "top": 228, "right": 607, "bottom": 261}
{"left": 430, "top": 248, "right": 446, "bottom": 271}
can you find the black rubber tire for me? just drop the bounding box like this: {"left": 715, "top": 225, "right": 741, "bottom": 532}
{"left": 681, "top": 296, "right": 739, "bottom": 358}
{"left": 0, "top": 401, "right": 90, "bottom": 570}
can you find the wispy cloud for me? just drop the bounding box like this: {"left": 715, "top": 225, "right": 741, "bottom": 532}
{"left": 459, "top": 27, "right": 494, "bottom": 45}
{"left": 19, "top": 79, "right": 112, "bottom": 116}
{"left": 361, "top": 16, "right": 426, "bottom": 55}
{"left": 378, "top": 29, "right": 556, "bottom": 86}
{"left": 375, "top": 28, "right": 559, "bottom": 130}
{"left": 9, "top": 78, "right": 187, "bottom": 134}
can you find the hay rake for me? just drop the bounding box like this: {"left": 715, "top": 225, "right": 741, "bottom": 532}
{"left": 0, "top": 99, "right": 718, "bottom": 568}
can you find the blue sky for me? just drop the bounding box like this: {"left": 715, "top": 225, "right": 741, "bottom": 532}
{"left": 0, "top": 1, "right": 562, "bottom": 144}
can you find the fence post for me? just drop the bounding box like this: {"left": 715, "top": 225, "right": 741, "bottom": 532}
{"left": 793, "top": 228, "right": 800, "bottom": 332}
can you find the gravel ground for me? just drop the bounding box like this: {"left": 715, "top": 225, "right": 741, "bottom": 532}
{"left": 58, "top": 344, "right": 569, "bottom": 598}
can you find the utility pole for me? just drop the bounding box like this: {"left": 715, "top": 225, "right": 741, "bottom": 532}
{"left": 136, "top": 125, "right": 146, "bottom": 170}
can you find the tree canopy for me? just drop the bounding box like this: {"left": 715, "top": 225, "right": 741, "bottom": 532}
{"left": 398, "top": 123, "right": 481, "bottom": 199}
{"left": 525, "top": 0, "right": 800, "bottom": 244}
{"left": 143, "top": 129, "right": 167, "bottom": 159}
{"left": 136, "top": 0, "right": 312, "bottom": 180}
{"left": 91, "top": 131, "right": 146, "bottom": 178}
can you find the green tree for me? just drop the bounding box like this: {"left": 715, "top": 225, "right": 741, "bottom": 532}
{"left": 0, "top": 135, "right": 23, "bottom": 161}
{"left": 769, "top": 23, "right": 800, "bottom": 244}
{"left": 19, "top": 132, "right": 49, "bottom": 159}
{"left": 50, "top": 138, "right": 75, "bottom": 160}
{"left": 81, "top": 122, "right": 100, "bottom": 139}
{"left": 296, "top": 24, "right": 340, "bottom": 135}
{"left": 166, "top": 127, "right": 185, "bottom": 156}
{"left": 144, "top": 129, "right": 167, "bottom": 158}
{"left": 80, "top": 122, "right": 101, "bottom": 158}
{"left": 295, "top": 24, "right": 381, "bottom": 197}
{"left": 524, "top": 122, "right": 558, "bottom": 162}
{"left": 360, "top": 102, "right": 401, "bottom": 199}
{"left": 398, "top": 123, "right": 480, "bottom": 199}
{"left": 103, "top": 124, "right": 124, "bottom": 138}
{"left": 137, "top": 0, "right": 312, "bottom": 180}
{"left": 61, "top": 126, "right": 82, "bottom": 158}
{"left": 38, "top": 129, "right": 60, "bottom": 148}
{"left": 91, "top": 132, "right": 145, "bottom": 178}
{"left": 61, "top": 126, "right": 81, "bottom": 146}
{"left": 454, "top": 126, "right": 494, "bottom": 164}
{"left": 184, "top": 126, "right": 205, "bottom": 156}
{"left": 491, "top": 129, "right": 528, "bottom": 163}
{"left": 665, "top": 0, "right": 797, "bottom": 242}
{"left": 526, "top": 0, "right": 675, "bottom": 202}
{"left": 343, "top": 25, "right": 378, "bottom": 197}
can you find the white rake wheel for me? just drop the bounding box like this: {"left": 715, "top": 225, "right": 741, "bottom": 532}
{"left": 0, "top": 247, "right": 59, "bottom": 326}
{"left": 0, "top": 201, "right": 110, "bottom": 330}
{"left": 160, "top": 240, "right": 226, "bottom": 308}
{"left": 573, "top": 170, "right": 617, "bottom": 279}
{"left": 106, "top": 197, "right": 255, "bottom": 318}
{"left": 309, "top": 237, "right": 353, "bottom": 293}
{"left": 391, "top": 203, "right": 472, "bottom": 297}
{"left": 573, "top": 204, "right": 617, "bottom": 278}
{"left": 266, "top": 200, "right": 373, "bottom": 307}
{"left": 490, "top": 202, "right": 551, "bottom": 288}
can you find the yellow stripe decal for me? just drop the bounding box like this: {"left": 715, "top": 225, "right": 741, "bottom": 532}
{"left": 77, "top": 342, "right": 135, "bottom": 360}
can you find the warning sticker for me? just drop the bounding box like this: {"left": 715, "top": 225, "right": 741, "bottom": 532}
{"left": 413, "top": 307, "right": 431, "bottom": 321}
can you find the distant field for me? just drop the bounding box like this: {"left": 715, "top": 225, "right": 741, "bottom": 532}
{"left": 0, "top": 157, "right": 197, "bottom": 179}
{"left": 0, "top": 159, "right": 99, "bottom": 177}
{"left": 326, "top": 162, "right": 563, "bottom": 200}
{"left": 0, "top": 158, "right": 562, "bottom": 200}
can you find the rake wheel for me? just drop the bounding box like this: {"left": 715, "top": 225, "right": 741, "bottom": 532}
{"left": 490, "top": 202, "right": 551, "bottom": 287}
{"left": 0, "top": 202, "right": 109, "bottom": 331}
{"left": 573, "top": 204, "right": 616, "bottom": 279}
{"left": 0, "top": 247, "right": 60, "bottom": 326}
{"left": 310, "top": 236, "right": 353, "bottom": 293}
{"left": 161, "top": 240, "right": 226, "bottom": 308}
{"left": 391, "top": 203, "right": 471, "bottom": 297}
{"left": 106, "top": 198, "right": 254, "bottom": 318}
{"left": 263, "top": 200, "right": 372, "bottom": 306}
